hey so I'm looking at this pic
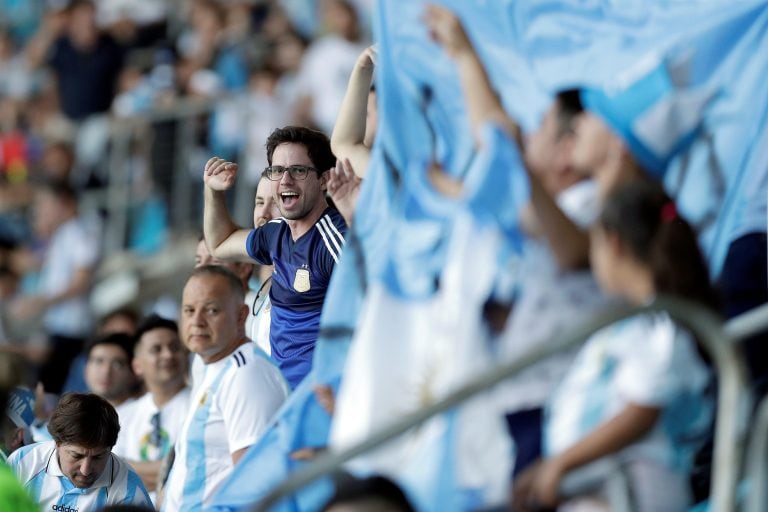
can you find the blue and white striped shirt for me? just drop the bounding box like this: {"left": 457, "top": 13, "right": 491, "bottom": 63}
{"left": 8, "top": 441, "right": 151, "bottom": 510}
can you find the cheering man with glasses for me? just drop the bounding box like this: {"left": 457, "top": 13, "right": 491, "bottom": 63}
{"left": 203, "top": 126, "right": 347, "bottom": 389}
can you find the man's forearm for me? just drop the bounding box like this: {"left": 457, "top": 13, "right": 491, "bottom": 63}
{"left": 203, "top": 186, "right": 240, "bottom": 257}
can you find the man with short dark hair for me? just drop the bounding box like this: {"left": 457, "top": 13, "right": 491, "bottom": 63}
{"left": 112, "top": 315, "right": 189, "bottom": 502}
{"left": 9, "top": 393, "right": 151, "bottom": 509}
{"left": 84, "top": 333, "right": 139, "bottom": 409}
{"left": 203, "top": 126, "right": 347, "bottom": 389}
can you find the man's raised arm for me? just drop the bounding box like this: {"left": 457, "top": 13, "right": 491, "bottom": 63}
{"left": 203, "top": 157, "right": 252, "bottom": 262}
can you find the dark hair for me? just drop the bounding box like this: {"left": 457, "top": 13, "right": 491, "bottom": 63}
{"left": 598, "top": 178, "right": 718, "bottom": 309}
{"left": 188, "top": 265, "right": 245, "bottom": 302}
{"left": 86, "top": 333, "right": 136, "bottom": 362}
{"left": 322, "top": 474, "right": 415, "bottom": 512}
{"left": 265, "top": 126, "right": 335, "bottom": 174}
{"left": 554, "top": 89, "right": 583, "bottom": 138}
{"left": 49, "top": 393, "right": 120, "bottom": 448}
{"left": 36, "top": 179, "right": 78, "bottom": 204}
{"left": 134, "top": 314, "right": 178, "bottom": 350}
{"left": 99, "top": 307, "right": 140, "bottom": 333}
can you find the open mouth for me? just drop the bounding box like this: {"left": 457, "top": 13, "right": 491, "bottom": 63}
{"left": 280, "top": 191, "right": 299, "bottom": 209}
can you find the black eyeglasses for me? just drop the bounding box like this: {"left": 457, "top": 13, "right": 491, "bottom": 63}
{"left": 262, "top": 165, "right": 319, "bottom": 181}
{"left": 150, "top": 412, "right": 162, "bottom": 447}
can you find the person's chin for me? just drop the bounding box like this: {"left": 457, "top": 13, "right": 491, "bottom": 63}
{"left": 73, "top": 476, "right": 96, "bottom": 488}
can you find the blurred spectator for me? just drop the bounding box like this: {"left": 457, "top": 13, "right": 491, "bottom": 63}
{"left": 1, "top": 386, "right": 35, "bottom": 459}
{"left": 321, "top": 474, "right": 416, "bottom": 512}
{"left": 0, "top": 28, "right": 36, "bottom": 101}
{"left": 11, "top": 180, "right": 100, "bottom": 395}
{"left": 84, "top": 333, "right": 139, "bottom": 410}
{"left": 96, "top": 0, "right": 167, "bottom": 48}
{"left": 112, "top": 315, "right": 189, "bottom": 502}
{"left": 294, "top": 0, "right": 368, "bottom": 133}
{"left": 61, "top": 306, "right": 140, "bottom": 395}
{"left": 0, "top": 352, "right": 38, "bottom": 511}
{"left": 26, "top": 0, "right": 125, "bottom": 184}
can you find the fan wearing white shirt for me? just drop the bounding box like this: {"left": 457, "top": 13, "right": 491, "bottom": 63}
{"left": 162, "top": 266, "right": 288, "bottom": 511}
{"left": 9, "top": 393, "right": 151, "bottom": 509}
{"left": 113, "top": 314, "right": 190, "bottom": 503}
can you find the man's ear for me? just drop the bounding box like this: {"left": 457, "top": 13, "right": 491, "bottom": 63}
{"left": 238, "top": 303, "right": 249, "bottom": 327}
{"left": 319, "top": 169, "right": 330, "bottom": 192}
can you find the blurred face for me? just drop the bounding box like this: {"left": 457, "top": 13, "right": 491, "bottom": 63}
{"left": 133, "top": 327, "right": 188, "bottom": 389}
{"left": 85, "top": 344, "right": 135, "bottom": 402}
{"left": 180, "top": 274, "right": 248, "bottom": 364}
{"left": 32, "top": 190, "right": 65, "bottom": 239}
{"left": 571, "top": 112, "right": 616, "bottom": 176}
{"left": 271, "top": 143, "right": 328, "bottom": 221}
{"left": 57, "top": 443, "right": 111, "bottom": 488}
{"left": 68, "top": 3, "right": 98, "bottom": 48}
{"left": 525, "top": 102, "right": 573, "bottom": 194}
{"left": 253, "top": 178, "right": 279, "bottom": 227}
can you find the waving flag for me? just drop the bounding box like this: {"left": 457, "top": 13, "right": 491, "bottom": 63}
{"left": 214, "top": 1, "right": 768, "bottom": 510}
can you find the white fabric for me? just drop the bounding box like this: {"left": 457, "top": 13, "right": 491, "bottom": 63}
{"left": 497, "top": 180, "right": 607, "bottom": 412}
{"left": 9, "top": 441, "right": 151, "bottom": 509}
{"left": 97, "top": 0, "right": 166, "bottom": 26}
{"left": 163, "top": 344, "right": 288, "bottom": 511}
{"left": 546, "top": 313, "right": 712, "bottom": 470}
{"left": 40, "top": 217, "right": 100, "bottom": 337}
{"left": 294, "top": 35, "right": 367, "bottom": 134}
{"left": 113, "top": 389, "right": 190, "bottom": 461}
{"left": 330, "top": 216, "right": 513, "bottom": 509}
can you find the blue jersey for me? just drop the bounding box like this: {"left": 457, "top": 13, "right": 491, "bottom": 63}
{"left": 246, "top": 208, "right": 347, "bottom": 388}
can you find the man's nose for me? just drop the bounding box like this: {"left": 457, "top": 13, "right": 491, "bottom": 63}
{"left": 80, "top": 458, "right": 92, "bottom": 476}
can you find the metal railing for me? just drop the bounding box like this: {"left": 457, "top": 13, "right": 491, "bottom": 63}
{"left": 251, "top": 297, "right": 751, "bottom": 512}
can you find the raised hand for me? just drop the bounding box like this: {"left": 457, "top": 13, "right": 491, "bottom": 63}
{"left": 423, "top": 4, "right": 473, "bottom": 58}
{"left": 356, "top": 45, "right": 378, "bottom": 72}
{"left": 327, "top": 158, "right": 362, "bottom": 225}
{"left": 204, "top": 157, "right": 239, "bottom": 192}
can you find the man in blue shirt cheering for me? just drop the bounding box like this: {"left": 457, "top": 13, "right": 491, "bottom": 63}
{"left": 203, "top": 126, "right": 347, "bottom": 389}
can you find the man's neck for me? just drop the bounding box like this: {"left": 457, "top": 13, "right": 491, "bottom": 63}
{"left": 286, "top": 201, "right": 328, "bottom": 241}
{"left": 149, "top": 380, "right": 186, "bottom": 408}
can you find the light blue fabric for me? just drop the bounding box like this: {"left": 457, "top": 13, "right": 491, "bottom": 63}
{"left": 213, "top": 1, "right": 768, "bottom": 509}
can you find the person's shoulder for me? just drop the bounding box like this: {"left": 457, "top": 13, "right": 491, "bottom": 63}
{"left": 321, "top": 208, "right": 348, "bottom": 233}
{"left": 110, "top": 454, "right": 152, "bottom": 502}
{"left": 8, "top": 441, "right": 53, "bottom": 472}
{"left": 222, "top": 345, "right": 288, "bottom": 394}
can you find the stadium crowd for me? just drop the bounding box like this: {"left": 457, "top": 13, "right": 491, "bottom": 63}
{"left": 0, "top": 0, "right": 766, "bottom": 511}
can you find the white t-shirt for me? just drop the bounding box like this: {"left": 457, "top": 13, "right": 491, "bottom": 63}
{"left": 9, "top": 440, "right": 152, "bottom": 509}
{"left": 40, "top": 216, "right": 100, "bottom": 337}
{"left": 163, "top": 344, "right": 288, "bottom": 511}
{"left": 546, "top": 313, "right": 713, "bottom": 471}
{"left": 294, "top": 35, "right": 367, "bottom": 134}
{"left": 113, "top": 389, "right": 190, "bottom": 462}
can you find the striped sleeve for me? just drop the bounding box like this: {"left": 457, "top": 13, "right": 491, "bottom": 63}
{"left": 316, "top": 213, "right": 347, "bottom": 273}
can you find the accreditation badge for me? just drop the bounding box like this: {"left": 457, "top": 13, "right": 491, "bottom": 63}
{"left": 294, "top": 266, "right": 311, "bottom": 293}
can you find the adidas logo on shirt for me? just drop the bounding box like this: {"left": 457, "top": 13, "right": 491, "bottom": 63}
{"left": 52, "top": 506, "right": 78, "bottom": 512}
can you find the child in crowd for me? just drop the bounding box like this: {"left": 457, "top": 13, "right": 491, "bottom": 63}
{"left": 514, "top": 178, "right": 716, "bottom": 512}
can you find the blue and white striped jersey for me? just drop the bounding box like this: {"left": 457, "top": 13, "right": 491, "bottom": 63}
{"left": 246, "top": 207, "right": 347, "bottom": 389}
{"left": 546, "top": 313, "right": 713, "bottom": 471}
{"left": 162, "top": 344, "right": 288, "bottom": 511}
{"left": 8, "top": 441, "right": 151, "bottom": 510}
